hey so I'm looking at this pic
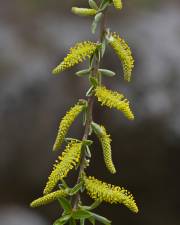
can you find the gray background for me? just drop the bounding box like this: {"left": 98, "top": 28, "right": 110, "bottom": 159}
{"left": 0, "top": 0, "right": 180, "bottom": 224}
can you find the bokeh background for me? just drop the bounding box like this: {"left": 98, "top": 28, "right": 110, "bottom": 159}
{"left": 1, "top": 0, "right": 180, "bottom": 224}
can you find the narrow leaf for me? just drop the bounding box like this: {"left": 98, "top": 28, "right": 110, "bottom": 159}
{"left": 72, "top": 209, "right": 92, "bottom": 220}
{"left": 91, "top": 122, "right": 103, "bottom": 136}
{"left": 100, "top": 0, "right": 110, "bottom": 11}
{"left": 69, "top": 218, "right": 76, "bottom": 225}
{"left": 58, "top": 197, "right": 72, "bottom": 213}
{"left": 89, "top": 0, "right": 98, "bottom": 10}
{"left": 69, "top": 181, "right": 83, "bottom": 196}
{"left": 88, "top": 217, "right": 95, "bottom": 225}
{"left": 80, "top": 201, "right": 101, "bottom": 211}
{"left": 80, "top": 218, "right": 85, "bottom": 225}
{"left": 85, "top": 145, "right": 91, "bottom": 158}
{"left": 91, "top": 213, "right": 111, "bottom": 225}
{"left": 89, "top": 76, "right": 98, "bottom": 87}
{"left": 91, "top": 13, "right": 103, "bottom": 34}
{"left": 101, "top": 38, "right": 106, "bottom": 57}
{"left": 83, "top": 139, "right": 93, "bottom": 146}
{"left": 86, "top": 86, "right": 94, "bottom": 97}
{"left": 76, "top": 69, "right": 91, "bottom": 77}
{"left": 53, "top": 215, "right": 72, "bottom": 225}
{"left": 99, "top": 69, "right": 116, "bottom": 77}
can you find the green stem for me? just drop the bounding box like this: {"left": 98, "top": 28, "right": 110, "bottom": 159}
{"left": 72, "top": 9, "right": 108, "bottom": 210}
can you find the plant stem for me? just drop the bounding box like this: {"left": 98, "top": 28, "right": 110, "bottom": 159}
{"left": 72, "top": 10, "right": 107, "bottom": 210}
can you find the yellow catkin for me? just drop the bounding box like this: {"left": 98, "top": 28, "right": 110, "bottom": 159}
{"left": 84, "top": 176, "right": 138, "bottom": 213}
{"left": 52, "top": 41, "right": 97, "bottom": 74}
{"left": 30, "top": 190, "right": 66, "bottom": 208}
{"left": 72, "top": 7, "right": 97, "bottom": 16}
{"left": 95, "top": 125, "right": 116, "bottom": 174}
{"left": 109, "top": 33, "right": 134, "bottom": 82}
{"left": 53, "top": 102, "right": 84, "bottom": 151}
{"left": 95, "top": 86, "right": 134, "bottom": 120}
{"left": 44, "top": 141, "right": 82, "bottom": 195}
{"left": 112, "top": 0, "right": 123, "bottom": 10}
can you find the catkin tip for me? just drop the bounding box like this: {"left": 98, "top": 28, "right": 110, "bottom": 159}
{"left": 53, "top": 102, "right": 84, "bottom": 151}
{"left": 52, "top": 41, "right": 97, "bottom": 75}
{"left": 30, "top": 190, "right": 66, "bottom": 208}
{"left": 112, "top": 0, "right": 123, "bottom": 10}
{"left": 95, "top": 86, "right": 135, "bottom": 120}
{"left": 109, "top": 32, "right": 134, "bottom": 82}
{"left": 84, "top": 176, "right": 139, "bottom": 213}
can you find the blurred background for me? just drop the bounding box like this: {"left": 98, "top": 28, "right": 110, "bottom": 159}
{"left": 0, "top": 0, "right": 180, "bottom": 224}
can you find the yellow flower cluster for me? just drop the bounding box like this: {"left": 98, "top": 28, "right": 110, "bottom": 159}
{"left": 96, "top": 125, "right": 116, "bottom": 174}
{"left": 52, "top": 41, "right": 97, "bottom": 74}
{"left": 95, "top": 86, "right": 134, "bottom": 120}
{"left": 30, "top": 190, "right": 66, "bottom": 208}
{"left": 72, "top": 7, "right": 97, "bottom": 16}
{"left": 109, "top": 33, "right": 134, "bottom": 82}
{"left": 112, "top": 0, "right": 123, "bottom": 10}
{"left": 84, "top": 176, "right": 138, "bottom": 213}
{"left": 53, "top": 102, "right": 84, "bottom": 151}
{"left": 44, "top": 141, "right": 82, "bottom": 195}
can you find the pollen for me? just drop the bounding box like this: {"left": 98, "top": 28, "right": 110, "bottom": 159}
{"left": 44, "top": 141, "right": 82, "bottom": 195}
{"left": 30, "top": 190, "right": 66, "bottom": 208}
{"left": 109, "top": 32, "right": 134, "bottom": 82}
{"left": 53, "top": 102, "right": 84, "bottom": 151}
{"left": 84, "top": 176, "right": 139, "bottom": 213}
{"left": 95, "top": 86, "right": 135, "bottom": 120}
{"left": 52, "top": 41, "right": 97, "bottom": 74}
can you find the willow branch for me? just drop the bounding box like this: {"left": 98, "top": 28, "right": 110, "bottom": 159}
{"left": 72, "top": 10, "right": 107, "bottom": 210}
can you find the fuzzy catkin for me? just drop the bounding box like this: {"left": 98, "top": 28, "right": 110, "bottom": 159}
{"left": 52, "top": 41, "right": 97, "bottom": 74}
{"left": 112, "top": 0, "right": 123, "bottom": 10}
{"left": 44, "top": 141, "right": 82, "bottom": 195}
{"left": 53, "top": 102, "right": 84, "bottom": 151}
{"left": 84, "top": 176, "right": 138, "bottom": 213}
{"left": 109, "top": 32, "right": 134, "bottom": 82}
{"left": 72, "top": 7, "right": 97, "bottom": 16}
{"left": 30, "top": 190, "right": 66, "bottom": 208}
{"left": 94, "top": 124, "right": 116, "bottom": 174}
{"left": 95, "top": 86, "right": 134, "bottom": 120}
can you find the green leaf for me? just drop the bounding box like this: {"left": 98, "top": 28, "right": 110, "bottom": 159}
{"left": 58, "top": 197, "right": 72, "bottom": 213}
{"left": 85, "top": 145, "right": 91, "bottom": 158}
{"left": 91, "top": 122, "right": 103, "bottom": 136}
{"left": 76, "top": 69, "right": 91, "bottom": 77}
{"left": 91, "top": 12, "right": 103, "bottom": 34}
{"left": 89, "top": 76, "right": 98, "bottom": 87}
{"left": 88, "top": 217, "right": 96, "bottom": 225}
{"left": 69, "top": 218, "right": 76, "bottom": 225}
{"left": 101, "top": 38, "right": 106, "bottom": 57}
{"left": 82, "top": 109, "right": 87, "bottom": 126}
{"left": 99, "top": 0, "right": 110, "bottom": 11}
{"left": 80, "top": 201, "right": 101, "bottom": 211}
{"left": 91, "top": 213, "right": 111, "bottom": 225}
{"left": 89, "top": 54, "right": 95, "bottom": 67}
{"left": 69, "top": 181, "right": 84, "bottom": 196}
{"left": 65, "top": 138, "right": 80, "bottom": 143}
{"left": 53, "top": 215, "right": 72, "bottom": 225}
{"left": 98, "top": 69, "right": 116, "bottom": 77}
{"left": 72, "top": 209, "right": 92, "bottom": 220}
{"left": 89, "top": 0, "right": 98, "bottom": 10}
{"left": 86, "top": 86, "right": 94, "bottom": 97}
{"left": 83, "top": 139, "right": 93, "bottom": 146}
{"left": 80, "top": 218, "right": 85, "bottom": 225}
{"left": 53, "top": 220, "right": 66, "bottom": 225}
